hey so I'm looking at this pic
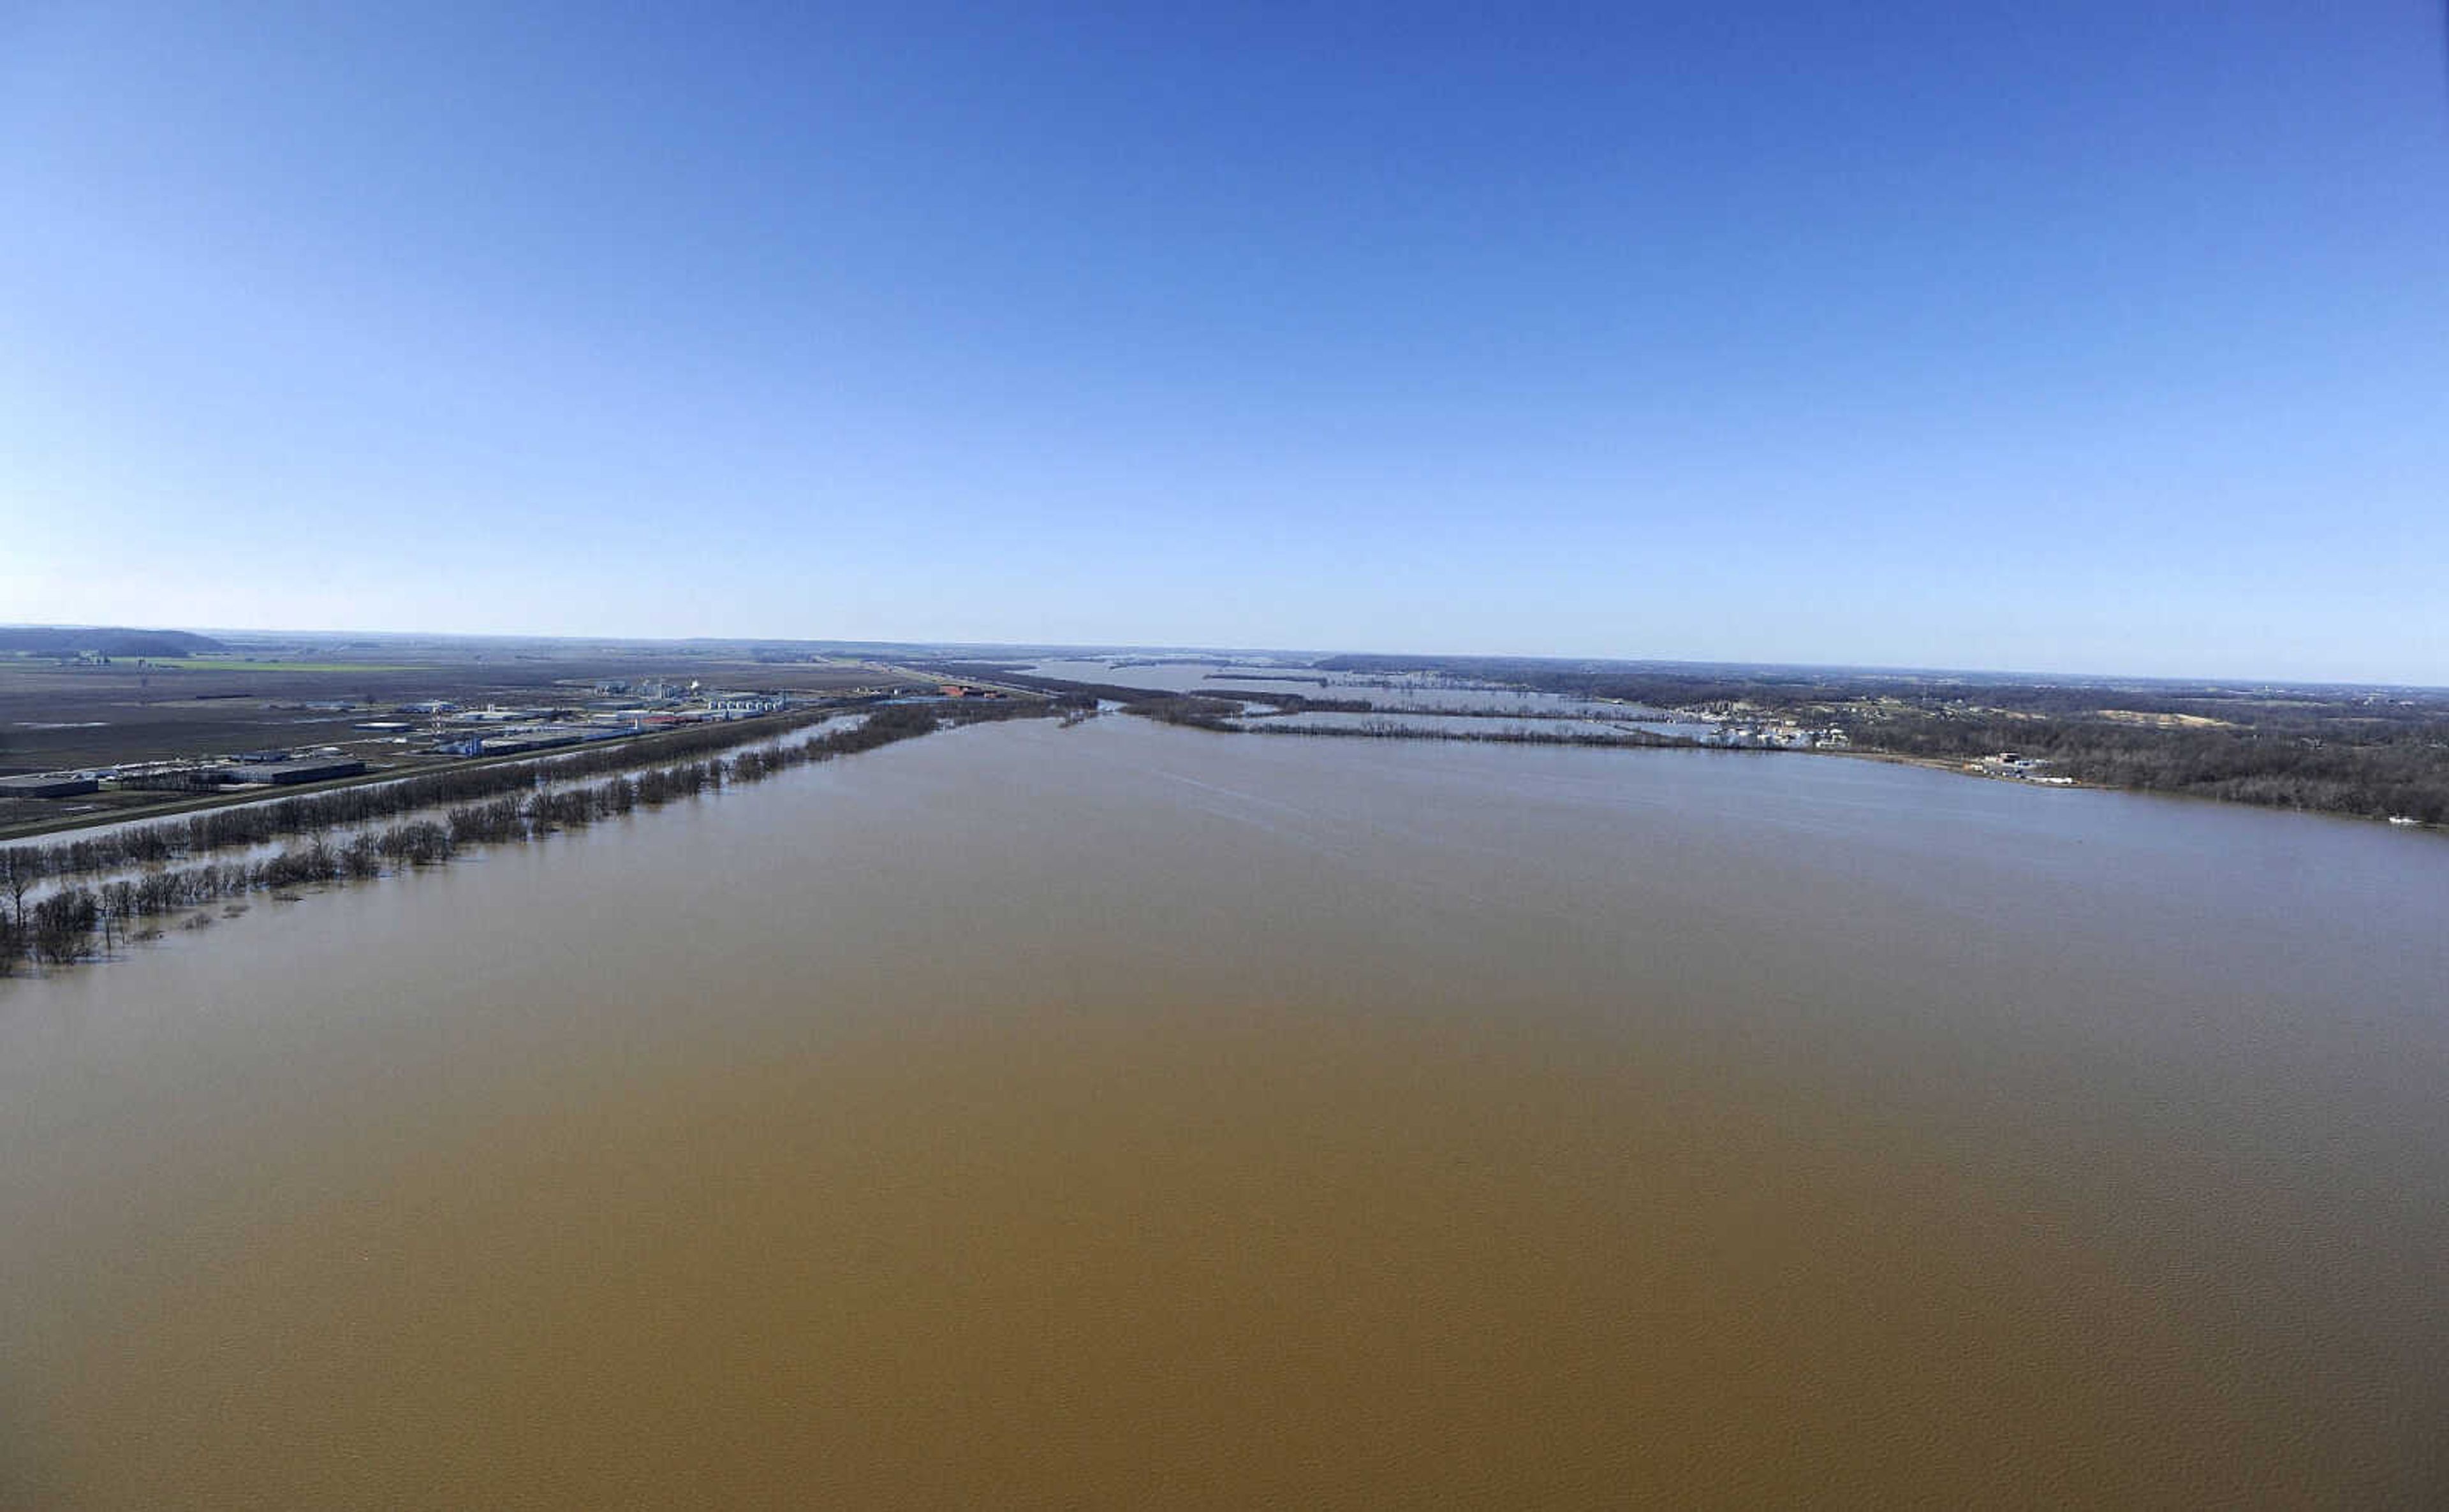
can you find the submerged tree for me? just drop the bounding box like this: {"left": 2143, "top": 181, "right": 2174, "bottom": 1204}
{"left": 30, "top": 888, "right": 99, "bottom": 965}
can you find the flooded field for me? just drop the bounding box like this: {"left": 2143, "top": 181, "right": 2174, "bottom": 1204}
{"left": 1026, "top": 657, "right": 1717, "bottom": 742}
{"left": 4, "top": 717, "right": 2445, "bottom": 1505}
{"left": 1023, "top": 656, "right": 1665, "bottom": 716}
{"left": 1237, "top": 708, "right": 1712, "bottom": 741}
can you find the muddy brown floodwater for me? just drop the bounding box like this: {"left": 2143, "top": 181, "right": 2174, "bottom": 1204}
{"left": 4, "top": 717, "right": 2445, "bottom": 1506}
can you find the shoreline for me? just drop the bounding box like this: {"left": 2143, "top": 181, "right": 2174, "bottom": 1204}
{"left": 0, "top": 701, "right": 1042, "bottom": 979}
{"left": 1215, "top": 712, "right": 2441, "bottom": 833}
{"left": 0, "top": 705, "right": 869, "bottom": 846}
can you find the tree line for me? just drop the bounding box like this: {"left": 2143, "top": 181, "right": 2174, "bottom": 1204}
{"left": 1323, "top": 657, "right": 2449, "bottom": 826}
{"left": 0, "top": 703, "right": 885, "bottom": 891}
{"left": 1, "top": 700, "right": 1047, "bottom": 976}
{"left": 1854, "top": 708, "right": 2449, "bottom": 823}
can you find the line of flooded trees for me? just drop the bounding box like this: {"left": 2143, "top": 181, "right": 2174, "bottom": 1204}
{"left": 0, "top": 701, "right": 1036, "bottom": 976}
{"left": 0, "top": 700, "right": 934, "bottom": 899}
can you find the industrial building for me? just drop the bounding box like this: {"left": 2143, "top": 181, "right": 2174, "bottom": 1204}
{"left": 219, "top": 757, "right": 367, "bottom": 786}
{"left": 0, "top": 772, "right": 102, "bottom": 798}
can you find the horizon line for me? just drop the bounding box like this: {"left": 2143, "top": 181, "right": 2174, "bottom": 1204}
{"left": 8, "top": 621, "right": 2442, "bottom": 694}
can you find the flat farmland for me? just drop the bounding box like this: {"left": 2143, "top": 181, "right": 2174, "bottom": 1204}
{"left": 0, "top": 644, "right": 891, "bottom": 833}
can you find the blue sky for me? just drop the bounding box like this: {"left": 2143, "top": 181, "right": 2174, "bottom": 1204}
{"left": 4, "top": 3, "right": 2445, "bottom": 682}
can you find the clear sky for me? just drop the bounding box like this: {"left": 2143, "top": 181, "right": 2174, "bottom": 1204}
{"left": 4, "top": 3, "right": 2445, "bottom": 682}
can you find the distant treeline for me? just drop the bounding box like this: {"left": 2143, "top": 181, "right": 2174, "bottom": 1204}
{"left": 1321, "top": 656, "right": 2449, "bottom": 826}
{"left": 1548, "top": 675, "right": 2449, "bottom": 823}
{"left": 1855, "top": 708, "right": 2449, "bottom": 823}
{"left": 0, "top": 626, "right": 227, "bottom": 657}
{"left": 0, "top": 700, "right": 1046, "bottom": 976}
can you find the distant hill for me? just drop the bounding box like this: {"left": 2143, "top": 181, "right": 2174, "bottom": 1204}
{"left": 0, "top": 626, "right": 228, "bottom": 657}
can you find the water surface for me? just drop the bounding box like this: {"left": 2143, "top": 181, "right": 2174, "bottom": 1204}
{"left": 4, "top": 719, "right": 2444, "bottom": 1505}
